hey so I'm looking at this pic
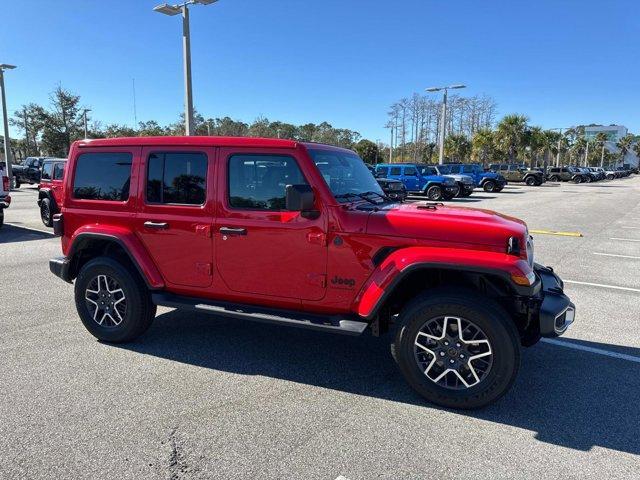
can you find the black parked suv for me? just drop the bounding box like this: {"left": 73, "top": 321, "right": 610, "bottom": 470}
{"left": 12, "top": 156, "right": 46, "bottom": 187}
{"left": 367, "top": 165, "right": 408, "bottom": 202}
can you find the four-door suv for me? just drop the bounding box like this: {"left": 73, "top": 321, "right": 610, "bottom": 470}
{"left": 443, "top": 163, "right": 506, "bottom": 193}
{"left": 366, "top": 165, "right": 407, "bottom": 202}
{"left": 37, "top": 158, "right": 67, "bottom": 226}
{"left": 375, "top": 163, "right": 458, "bottom": 200}
{"left": 49, "top": 136, "right": 575, "bottom": 409}
{"left": 489, "top": 164, "right": 544, "bottom": 186}
{"left": 546, "top": 166, "right": 584, "bottom": 183}
{"left": 431, "top": 165, "right": 475, "bottom": 197}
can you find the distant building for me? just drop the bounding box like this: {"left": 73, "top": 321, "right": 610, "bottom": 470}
{"left": 584, "top": 125, "right": 628, "bottom": 142}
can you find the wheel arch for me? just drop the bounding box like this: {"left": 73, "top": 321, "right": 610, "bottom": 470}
{"left": 66, "top": 232, "right": 164, "bottom": 289}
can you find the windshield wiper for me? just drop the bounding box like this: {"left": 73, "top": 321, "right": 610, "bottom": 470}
{"left": 334, "top": 192, "right": 379, "bottom": 206}
{"left": 360, "top": 191, "right": 391, "bottom": 202}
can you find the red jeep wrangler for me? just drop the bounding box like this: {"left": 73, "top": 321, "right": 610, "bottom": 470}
{"left": 49, "top": 137, "right": 575, "bottom": 409}
{"left": 37, "top": 157, "right": 67, "bottom": 227}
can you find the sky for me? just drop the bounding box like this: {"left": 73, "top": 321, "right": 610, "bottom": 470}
{"left": 1, "top": 0, "right": 638, "bottom": 142}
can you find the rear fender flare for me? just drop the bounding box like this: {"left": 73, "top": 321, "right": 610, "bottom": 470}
{"left": 353, "top": 246, "right": 535, "bottom": 319}
{"left": 67, "top": 228, "right": 164, "bottom": 289}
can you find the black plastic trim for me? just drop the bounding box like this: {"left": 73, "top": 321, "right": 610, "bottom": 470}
{"left": 365, "top": 262, "right": 541, "bottom": 320}
{"left": 49, "top": 256, "right": 72, "bottom": 283}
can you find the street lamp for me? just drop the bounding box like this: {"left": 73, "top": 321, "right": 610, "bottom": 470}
{"left": 0, "top": 63, "right": 16, "bottom": 186}
{"left": 81, "top": 108, "right": 91, "bottom": 139}
{"left": 153, "top": 0, "right": 219, "bottom": 136}
{"left": 425, "top": 84, "right": 466, "bottom": 164}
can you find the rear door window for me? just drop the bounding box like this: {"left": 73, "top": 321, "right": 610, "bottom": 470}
{"left": 403, "top": 166, "right": 417, "bottom": 176}
{"left": 73, "top": 152, "right": 132, "bottom": 201}
{"left": 146, "top": 152, "right": 207, "bottom": 205}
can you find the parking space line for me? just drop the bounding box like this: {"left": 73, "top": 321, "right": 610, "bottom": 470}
{"left": 592, "top": 252, "right": 640, "bottom": 260}
{"left": 609, "top": 237, "right": 640, "bottom": 242}
{"left": 541, "top": 338, "right": 640, "bottom": 364}
{"left": 621, "top": 226, "right": 640, "bottom": 229}
{"left": 564, "top": 279, "right": 640, "bottom": 293}
{"left": 530, "top": 229, "right": 583, "bottom": 237}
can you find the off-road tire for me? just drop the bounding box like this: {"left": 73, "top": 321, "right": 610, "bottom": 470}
{"left": 74, "top": 256, "right": 156, "bottom": 343}
{"left": 549, "top": 175, "right": 559, "bottom": 182}
{"left": 391, "top": 288, "right": 520, "bottom": 409}
{"left": 483, "top": 180, "right": 496, "bottom": 192}
{"left": 40, "top": 198, "right": 53, "bottom": 227}
{"left": 13, "top": 178, "right": 20, "bottom": 189}
{"left": 0, "top": 209, "right": 4, "bottom": 229}
{"left": 573, "top": 176, "right": 582, "bottom": 184}
{"left": 525, "top": 176, "right": 537, "bottom": 186}
{"left": 426, "top": 185, "right": 443, "bottom": 201}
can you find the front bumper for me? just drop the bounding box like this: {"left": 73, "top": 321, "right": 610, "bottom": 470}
{"left": 534, "top": 264, "right": 575, "bottom": 336}
{"left": 386, "top": 190, "right": 407, "bottom": 201}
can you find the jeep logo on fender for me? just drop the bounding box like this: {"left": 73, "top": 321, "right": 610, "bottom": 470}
{"left": 330, "top": 275, "right": 356, "bottom": 288}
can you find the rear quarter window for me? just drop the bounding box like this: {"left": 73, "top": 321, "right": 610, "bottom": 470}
{"left": 72, "top": 152, "right": 132, "bottom": 201}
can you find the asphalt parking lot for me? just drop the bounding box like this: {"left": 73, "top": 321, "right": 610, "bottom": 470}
{"left": 1, "top": 178, "right": 639, "bottom": 479}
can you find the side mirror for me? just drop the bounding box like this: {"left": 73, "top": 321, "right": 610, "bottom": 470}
{"left": 286, "top": 184, "right": 316, "bottom": 213}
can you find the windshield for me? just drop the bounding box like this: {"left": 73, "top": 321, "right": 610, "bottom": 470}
{"left": 419, "top": 166, "right": 438, "bottom": 176}
{"left": 307, "top": 148, "right": 385, "bottom": 203}
{"left": 436, "top": 165, "right": 452, "bottom": 174}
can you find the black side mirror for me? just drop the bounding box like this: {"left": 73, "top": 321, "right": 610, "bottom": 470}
{"left": 286, "top": 184, "right": 316, "bottom": 215}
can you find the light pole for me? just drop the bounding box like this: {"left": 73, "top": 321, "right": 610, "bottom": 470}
{"left": 426, "top": 84, "right": 466, "bottom": 165}
{"left": 153, "top": 0, "right": 219, "bottom": 136}
{"left": 0, "top": 63, "right": 16, "bottom": 186}
{"left": 82, "top": 108, "right": 91, "bottom": 139}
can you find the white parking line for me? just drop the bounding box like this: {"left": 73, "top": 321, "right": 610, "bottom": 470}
{"left": 621, "top": 226, "right": 640, "bottom": 229}
{"left": 541, "top": 338, "right": 640, "bottom": 364}
{"left": 592, "top": 252, "right": 640, "bottom": 260}
{"left": 563, "top": 280, "right": 640, "bottom": 293}
{"left": 609, "top": 237, "right": 640, "bottom": 242}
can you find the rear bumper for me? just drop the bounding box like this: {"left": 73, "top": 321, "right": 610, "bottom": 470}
{"left": 534, "top": 264, "right": 575, "bottom": 337}
{"left": 0, "top": 194, "right": 10, "bottom": 209}
{"left": 50, "top": 256, "right": 72, "bottom": 283}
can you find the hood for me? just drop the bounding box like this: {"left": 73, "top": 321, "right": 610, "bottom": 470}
{"left": 446, "top": 174, "right": 474, "bottom": 184}
{"left": 366, "top": 202, "right": 527, "bottom": 248}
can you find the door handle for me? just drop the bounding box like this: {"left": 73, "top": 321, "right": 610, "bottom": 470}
{"left": 144, "top": 221, "right": 169, "bottom": 230}
{"left": 219, "top": 227, "right": 247, "bottom": 236}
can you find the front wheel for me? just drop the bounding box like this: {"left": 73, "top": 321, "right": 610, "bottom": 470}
{"left": 0, "top": 209, "right": 4, "bottom": 229}
{"left": 483, "top": 180, "right": 496, "bottom": 192}
{"left": 525, "top": 176, "right": 537, "bottom": 186}
{"left": 391, "top": 289, "right": 520, "bottom": 409}
{"left": 426, "top": 185, "right": 443, "bottom": 201}
{"left": 74, "top": 256, "right": 156, "bottom": 343}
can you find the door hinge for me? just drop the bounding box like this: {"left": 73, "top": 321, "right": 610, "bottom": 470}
{"left": 196, "top": 262, "right": 213, "bottom": 276}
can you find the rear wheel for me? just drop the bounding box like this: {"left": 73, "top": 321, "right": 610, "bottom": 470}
{"left": 391, "top": 289, "right": 520, "bottom": 409}
{"left": 483, "top": 180, "right": 496, "bottom": 192}
{"left": 40, "top": 198, "right": 53, "bottom": 227}
{"left": 549, "top": 175, "right": 559, "bottom": 182}
{"left": 13, "top": 177, "right": 20, "bottom": 189}
{"left": 74, "top": 256, "right": 156, "bottom": 343}
{"left": 0, "top": 209, "right": 4, "bottom": 229}
{"left": 426, "top": 185, "right": 443, "bottom": 201}
{"left": 573, "top": 176, "right": 582, "bottom": 184}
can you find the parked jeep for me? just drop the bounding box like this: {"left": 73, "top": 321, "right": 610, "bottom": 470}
{"left": 431, "top": 165, "right": 475, "bottom": 197}
{"left": 0, "top": 163, "right": 11, "bottom": 228}
{"left": 37, "top": 158, "right": 67, "bottom": 227}
{"left": 375, "top": 163, "right": 458, "bottom": 200}
{"left": 366, "top": 165, "right": 408, "bottom": 202}
{"left": 546, "top": 166, "right": 584, "bottom": 183}
{"left": 49, "top": 137, "right": 575, "bottom": 409}
{"left": 443, "top": 163, "right": 506, "bottom": 193}
{"left": 12, "top": 156, "right": 46, "bottom": 188}
{"left": 587, "top": 167, "right": 606, "bottom": 180}
{"left": 489, "top": 164, "right": 544, "bottom": 186}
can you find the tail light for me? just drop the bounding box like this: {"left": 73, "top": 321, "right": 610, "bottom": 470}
{"left": 2, "top": 176, "right": 8, "bottom": 191}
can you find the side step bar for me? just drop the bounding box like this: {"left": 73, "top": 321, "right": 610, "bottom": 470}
{"left": 152, "top": 293, "right": 369, "bottom": 336}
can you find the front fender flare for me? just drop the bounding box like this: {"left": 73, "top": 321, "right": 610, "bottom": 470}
{"left": 352, "top": 246, "right": 537, "bottom": 319}
{"left": 67, "top": 226, "right": 165, "bottom": 289}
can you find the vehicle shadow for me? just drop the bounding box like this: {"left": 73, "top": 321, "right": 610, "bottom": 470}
{"left": 0, "top": 224, "right": 55, "bottom": 244}
{"left": 117, "top": 310, "right": 640, "bottom": 455}
{"left": 448, "top": 196, "right": 496, "bottom": 203}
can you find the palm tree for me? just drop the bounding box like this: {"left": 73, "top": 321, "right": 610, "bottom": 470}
{"left": 616, "top": 134, "right": 634, "bottom": 168}
{"left": 525, "top": 126, "right": 545, "bottom": 168}
{"left": 444, "top": 134, "right": 471, "bottom": 162}
{"left": 542, "top": 129, "right": 561, "bottom": 167}
{"left": 495, "top": 114, "right": 529, "bottom": 163}
{"left": 571, "top": 137, "right": 588, "bottom": 166}
{"left": 594, "top": 132, "right": 608, "bottom": 167}
{"left": 471, "top": 129, "right": 495, "bottom": 167}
